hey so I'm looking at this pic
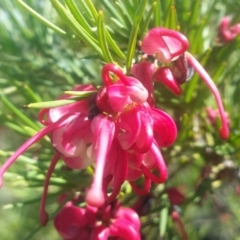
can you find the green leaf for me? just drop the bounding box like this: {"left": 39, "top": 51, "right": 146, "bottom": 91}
{"left": 99, "top": 0, "right": 125, "bottom": 25}
{"left": 16, "top": 0, "right": 66, "bottom": 35}
{"left": 64, "top": 0, "right": 93, "bottom": 35}
{"left": 0, "top": 91, "right": 40, "bottom": 130}
{"left": 164, "top": 1, "right": 179, "bottom": 30}
{"left": 154, "top": 0, "right": 162, "bottom": 26}
{"left": 85, "top": 0, "right": 98, "bottom": 21}
{"left": 64, "top": 90, "right": 97, "bottom": 96}
{"left": 97, "top": 11, "right": 114, "bottom": 63}
{"left": 126, "top": 0, "right": 147, "bottom": 73}
{"left": 139, "top": 2, "right": 157, "bottom": 39}
{"left": 26, "top": 98, "right": 80, "bottom": 109}
{"left": 50, "top": 0, "right": 104, "bottom": 59}
{"left": 159, "top": 194, "right": 169, "bottom": 238}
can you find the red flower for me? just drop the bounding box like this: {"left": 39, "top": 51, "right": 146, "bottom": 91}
{"left": 54, "top": 200, "right": 141, "bottom": 240}
{"left": 139, "top": 27, "right": 229, "bottom": 139}
{"left": 218, "top": 16, "right": 240, "bottom": 43}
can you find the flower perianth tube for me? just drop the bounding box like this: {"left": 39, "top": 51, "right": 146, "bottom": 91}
{"left": 39, "top": 152, "right": 61, "bottom": 226}
{"left": 102, "top": 64, "right": 128, "bottom": 86}
{"left": 129, "top": 175, "right": 151, "bottom": 196}
{"left": 86, "top": 115, "right": 115, "bottom": 207}
{"left": 185, "top": 52, "right": 229, "bottom": 139}
{"left": 0, "top": 114, "right": 73, "bottom": 188}
{"left": 141, "top": 28, "right": 189, "bottom": 63}
{"left": 141, "top": 141, "right": 168, "bottom": 183}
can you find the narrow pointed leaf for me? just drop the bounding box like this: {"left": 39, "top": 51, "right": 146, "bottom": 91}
{"left": 154, "top": 0, "right": 162, "bottom": 27}
{"left": 50, "top": 0, "right": 103, "bottom": 58}
{"left": 97, "top": 11, "right": 114, "bottom": 63}
{"left": 64, "top": 90, "right": 97, "bottom": 96}
{"left": 0, "top": 92, "right": 39, "bottom": 130}
{"left": 26, "top": 99, "right": 79, "bottom": 109}
{"left": 126, "top": 0, "right": 147, "bottom": 73}
{"left": 64, "top": 0, "right": 93, "bottom": 35}
{"left": 164, "top": 1, "right": 179, "bottom": 30}
{"left": 139, "top": 2, "right": 157, "bottom": 39}
{"left": 16, "top": 0, "right": 66, "bottom": 35}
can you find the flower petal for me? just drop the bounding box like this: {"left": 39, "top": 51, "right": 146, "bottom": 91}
{"left": 141, "top": 28, "right": 189, "bottom": 63}
{"left": 151, "top": 108, "right": 177, "bottom": 147}
{"left": 131, "top": 61, "right": 155, "bottom": 105}
{"left": 90, "top": 226, "right": 109, "bottom": 240}
{"left": 115, "top": 207, "right": 141, "bottom": 231}
{"left": 132, "top": 108, "right": 153, "bottom": 153}
{"left": 86, "top": 115, "right": 115, "bottom": 207}
{"left": 54, "top": 204, "right": 88, "bottom": 239}
{"left": 117, "top": 108, "right": 141, "bottom": 150}
{"left": 129, "top": 174, "right": 151, "bottom": 196}
{"left": 154, "top": 67, "right": 182, "bottom": 95}
{"left": 141, "top": 141, "right": 168, "bottom": 183}
{"left": 109, "top": 218, "right": 141, "bottom": 240}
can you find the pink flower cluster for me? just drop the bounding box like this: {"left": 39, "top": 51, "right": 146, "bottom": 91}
{"left": 54, "top": 200, "right": 141, "bottom": 240}
{"left": 0, "top": 27, "right": 230, "bottom": 234}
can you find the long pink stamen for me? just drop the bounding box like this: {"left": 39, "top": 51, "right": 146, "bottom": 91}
{"left": 140, "top": 142, "right": 168, "bottom": 183}
{"left": 39, "top": 152, "right": 61, "bottom": 226}
{"left": 102, "top": 64, "right": 130, "bottom": 86}
{"left": 0, "top": 114, "right": 72, "bottom": 187}
{"left": 86, "top": 116, "right": 115, "bottom": 207}
{"left": 129, "top": 175, "right": 151, "bottom": 196}
{"left": 107, "top": 147, "right": 128, "bottom": 202}
{"left": 186, "top": 52, "right": 229, "bottom": 139}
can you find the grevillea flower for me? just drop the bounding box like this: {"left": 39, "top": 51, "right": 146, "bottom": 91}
{"left": 140, "top": 27, "right": 229, "bottom": 139}
{"left": 0, "top": 63, "right": 177, "bottom": 224}
{"left": 85, "top": 64, "right": 177, "bottom": 204}
{"left": 54, "top": 200, "right": 141, "bottom": 240}
{"left": 218, "top": 16, "right": 240, "bottom": 43}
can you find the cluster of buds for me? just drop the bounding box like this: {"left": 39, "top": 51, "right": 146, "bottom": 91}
{"left": 54, "top": 198, "right": 141, "bottom": 240}
{"left": 0, "top": 26, "right": 230, "bottom": 234}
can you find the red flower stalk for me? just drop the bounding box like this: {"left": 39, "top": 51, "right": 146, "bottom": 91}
{"left": 54, "top": 200, "right": 141, "bottom": 240}
{"left": 139, "top": 27, "right": 229, "bottom": 139}
{"left": 171, "top": 210, "right": 188, "bottom": 240}
{"left": 218, "top": 16, "right": 240, "bottom": 43}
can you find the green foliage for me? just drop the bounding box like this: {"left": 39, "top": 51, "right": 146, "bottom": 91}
{"left": 1, "top": 0, "right": 240, "bottom": 239}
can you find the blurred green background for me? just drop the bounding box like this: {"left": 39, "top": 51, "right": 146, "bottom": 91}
{"left": 1, "top": 0, "right": 240, "bottom": 239}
